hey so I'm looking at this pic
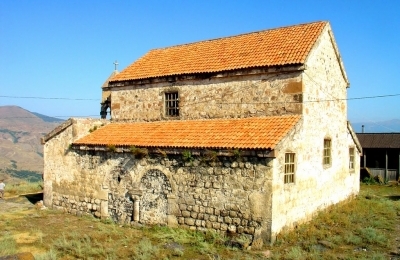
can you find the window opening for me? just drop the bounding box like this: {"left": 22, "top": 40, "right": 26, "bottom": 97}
{"left": 284, "top": 153, "right": 295, "bottom": 184}
{"left": 165, "top": 92, "right": 179, "bottom": 117}
{"left": 323, "top": 139, "right": 331, "bottom": 166}
{"left": 100, "top": 96, "right": 111, "bottom": 119}
{"left": 349, "top": 147, "right": 355, "bottom": 170}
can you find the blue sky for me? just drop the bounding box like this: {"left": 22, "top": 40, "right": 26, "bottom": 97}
{"left": 1, "top": 1, "right": 399, "bottom": 124}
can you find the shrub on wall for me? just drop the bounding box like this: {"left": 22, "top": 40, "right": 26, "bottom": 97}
{"left": 203, "top": 150, "right": 218, "bottom": 162}
{"left": 130, "top": 146, "right": 149, "bottom": 159}
{"left": 107, "top": 144, "right": 116, "bottom": 152}
{"left": 182, "top": 150, "right": 193, "bottom": 162}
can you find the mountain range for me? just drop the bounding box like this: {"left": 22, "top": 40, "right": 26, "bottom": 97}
{"left": 351, "top": 119, "right": 400, "bottom": 133}
{"left": 0, "top": 106, "right": 64, "bottom": 180}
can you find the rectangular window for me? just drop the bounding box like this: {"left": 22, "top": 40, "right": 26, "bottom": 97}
{"left": 284, "top": 153, "right": 295, "bottom": 184}
{"left": 349, "top": 147, "right": 355, "bottom": 170}
{"left": 323, "top": 139, "right": 331, "bottom": 166}
{"left": 165, "top": 92, "right": 179, "bottom": 117}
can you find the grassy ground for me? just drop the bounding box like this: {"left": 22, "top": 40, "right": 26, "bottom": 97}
{"left": 264, "top": 184, "right": 400, "bottom": 259}
{"left": 0, "top": 184, "right": 398, "bottom": 259}
{"left": 2, "top": 180, "right": 43, "bottom": 197}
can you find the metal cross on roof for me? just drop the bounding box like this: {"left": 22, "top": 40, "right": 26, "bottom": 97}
{"left": 113, "top": 60, "right": 119, "bottom": 71}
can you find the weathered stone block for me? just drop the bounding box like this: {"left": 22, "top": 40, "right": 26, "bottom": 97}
{"left": 228, "top": 225, "right": 236, "bottom": 233}
{"left": 222, "top": 168, "right": 230, "bottom": 175}
{"left": 220, "top": 223, "right": 228, "bottom": 231}
{"left": 205, "top": 220, "right": 212, "bottom": 228}
{"left": 233, "top": 218, "right": 241, "bottom": 225}
{"left": 181, "top": 210, "right": 190, "bottom": 217}
{"left": 229, "top": 211, "right": 238, "bottom": 218}
{"left": 212, "top": 222, "right": 221, "bottom": 229}
{"left": 237, "top": 226, "right": 244, "bottom": 233}
{"left": 224, "top": 216, "right": 232, "bottom": 224}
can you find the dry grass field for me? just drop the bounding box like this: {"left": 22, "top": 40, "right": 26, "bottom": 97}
{"left": 0, "top": 183, "right": 399, "bottom": 259}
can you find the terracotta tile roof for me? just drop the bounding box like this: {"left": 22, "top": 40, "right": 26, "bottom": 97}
{"left": 356, "top": 133, "right": 400, "bottom": 149}
{"left": 74, "top": 115, "right": 301, "bottom": 150}
{"left": 110, "top": 21, "right": 327, "bottom": 82}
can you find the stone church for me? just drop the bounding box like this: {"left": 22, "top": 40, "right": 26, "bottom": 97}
{"left": 42, "top": 21, "right": 361, "bottom": 246}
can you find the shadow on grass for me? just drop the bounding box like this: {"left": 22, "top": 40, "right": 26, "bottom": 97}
{"left": 385, "top": 195, "right": 400, "bottom": 201}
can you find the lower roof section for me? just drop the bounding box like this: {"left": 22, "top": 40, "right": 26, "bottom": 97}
{"left": 73, "top": 115, "right": 301, "bottom": 150}
{"left": 357, "top": 133, "right": 400, "bottom": 149}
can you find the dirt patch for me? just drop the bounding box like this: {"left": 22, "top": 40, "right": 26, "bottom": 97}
{"left": 0, "top": 193, "right": 42, "bottom": 214}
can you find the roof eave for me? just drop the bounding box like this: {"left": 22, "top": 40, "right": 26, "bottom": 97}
{"left": 72, "top": 145, "right": 276, "bottom": 158}
{"left": 108, "top": 64, "right": 305, "bottom": 87}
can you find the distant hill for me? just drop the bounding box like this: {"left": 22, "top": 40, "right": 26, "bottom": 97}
{"left": 0, "top": 106, "right": 64, "bottom": 181}
{"left": 31, "top": 112, "right": 64, "bottom": 123}
{"left": 351, "top": 119, "right": 400, "bottom": 133}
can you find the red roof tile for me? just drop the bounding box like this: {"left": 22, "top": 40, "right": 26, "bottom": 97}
{"left": 73, "top": 115, "right": 301, "bottom": 149}
{"left": 111, "top": 21, "right": 327, "bottom": 82}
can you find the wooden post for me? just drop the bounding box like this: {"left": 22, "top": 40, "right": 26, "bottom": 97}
{"left": 363, "top": 150, "right": 366, "bottom": 168}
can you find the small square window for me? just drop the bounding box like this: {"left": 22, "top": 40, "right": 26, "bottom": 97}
{"left": 323, "top": 139, "right": 331, "bottom": 166}
{"left": 284, "top": 153, "right": 295, "bottom": 184}
{"left": 349, "top": 147, "right": 355, "bottom": 170}
{"left": 165, "top": 92, "right": 179, "bottom": 117}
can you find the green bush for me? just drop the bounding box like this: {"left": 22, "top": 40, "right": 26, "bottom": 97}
{"left": 134, "top": 238, "right": 159, "bottom": 260}
{"left": 358, "top": 227, "right": 387, "bottom": 245}
{"left": 362, "top": 176, "right": 376, "bottom": 185}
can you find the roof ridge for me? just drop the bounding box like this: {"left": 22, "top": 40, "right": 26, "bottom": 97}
{"left": 151, "top": 21, "right": 328, "bottom": 52}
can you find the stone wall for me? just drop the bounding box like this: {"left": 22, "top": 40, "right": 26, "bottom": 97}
{"left": 269, "top": 25, "right": 359, "bottom": 240}
{"left": 109, "top": 71, "right": 303, "bottom": 122}
{"left": 46, "top": 148, "right": 274, "bottom": 242}
{"left": 43, "top": 118, "right": 108, "bottom": 207}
